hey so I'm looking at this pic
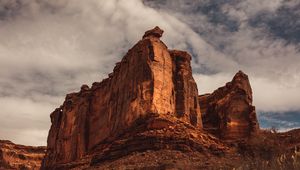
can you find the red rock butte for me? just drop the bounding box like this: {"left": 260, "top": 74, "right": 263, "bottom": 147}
{"left": 41, "top": 26, "right": 259, "bottom": 169}
{"left": 199, "top": 70, "right": 259, "bottom": 139}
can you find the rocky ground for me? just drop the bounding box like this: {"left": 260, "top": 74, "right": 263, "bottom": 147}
{"left": 41, "top": 114, "right": 300, "bottom": 170}
{"left": 0, "top": 140, "right": 46, "bottom": 170}
{"left": 1, "top": 121, "right": 300, "bottom": 169}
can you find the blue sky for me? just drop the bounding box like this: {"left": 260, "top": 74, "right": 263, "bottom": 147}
{"left": 0, "top": 0, "right": 299, "bottom": 145}
{"left": 258, "top": 111, "right": 300, "bottom": 131}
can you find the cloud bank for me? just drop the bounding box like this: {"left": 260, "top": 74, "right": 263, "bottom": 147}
{"left": 0, "top": 0, "right": 299, "bottom": 145}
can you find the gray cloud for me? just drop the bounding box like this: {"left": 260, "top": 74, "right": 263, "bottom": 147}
{"left": 249, "top": 2, "right": 300, "bottom": 44}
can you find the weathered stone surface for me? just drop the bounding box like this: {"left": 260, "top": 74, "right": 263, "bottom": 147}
{"left": 199, "top": 71, "right": 259, "bottom": 139}
{"left": 42, "top": 26, "right": 202, "bottom": 169}
{"left": 40, "top": 113, "right": 230, "bottom": 170}
{"left": 90, "top": 115, "right": 226, "bottom": 168}
{"left": 170, "top": 50, "right": 202, "bottom": 127}
{"left": 0, "top": 140, "right": 46, "bottom": 170}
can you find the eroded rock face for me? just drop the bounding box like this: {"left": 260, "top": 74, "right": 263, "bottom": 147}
{"left": 42, "top": 26, "right": 202, "bottom": 169}
{"left": 170, "top": 50, "right": 202, "bottom": 127}
{"left": 198, "top": 71, "right": 259, "bottom": 139}
{"left": 0, "top": 140, "right": 46, "bottom": 170}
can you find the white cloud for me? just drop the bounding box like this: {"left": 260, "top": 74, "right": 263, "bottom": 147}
{"left": 195, "top": 72, "right": 300, "bottom": 113}
{"left": 0, "top": 129, "right": 48, "bottom": 146}
{"left": 0, "top": 96, "right": 57, "bottom": 146}
{"left": 222, "top": 0, "right": 283, "bottom": 22}
{"left": 252, "top": 77, "right": 300, "bottom": 112}
{"left": 194, "top": 73, "right": 232, "bottom": 94}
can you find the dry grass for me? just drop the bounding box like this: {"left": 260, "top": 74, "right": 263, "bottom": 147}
{"left": 234, "top": 129, "right": 300, "bottom": 170}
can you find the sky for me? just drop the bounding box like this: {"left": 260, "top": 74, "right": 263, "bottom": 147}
{"left": 0, "top": 0, "right": 299, "bottom": 146}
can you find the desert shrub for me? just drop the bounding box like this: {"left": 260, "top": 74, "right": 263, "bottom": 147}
{"left": 237, "top": 131, "right": 282, "bottom": 160}
{"left": 236, "top": 130, "right": 300, "bottom": 170}
{"left": 292, "top": 146, "right": 300, "bottom": 169}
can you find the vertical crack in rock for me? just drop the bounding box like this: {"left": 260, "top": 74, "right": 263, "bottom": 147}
{"left": 170, "top": 50, "right": 202, "bottom": 127}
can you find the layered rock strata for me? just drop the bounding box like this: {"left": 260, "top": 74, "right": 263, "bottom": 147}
{"left": 42, "top": 26, "right": 202, "bottom": 169}
{"left": 198, "top": 71, "right": 259, "bottom": 139}
{"left": 0, "top": 140, "right": 46, "bottom": 170}
{"left": 42, "top": 114, "right": 231, "bottom": 169}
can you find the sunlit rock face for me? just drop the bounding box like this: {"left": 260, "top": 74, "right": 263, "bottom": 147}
{"left": 42, "top": 26, "right": 202, "bottom": 169}
{"left": 199, "top": 71, "right": 259, "bottom": 139}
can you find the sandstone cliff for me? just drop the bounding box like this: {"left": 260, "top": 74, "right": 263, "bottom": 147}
{"left": 0, "top": 140, "right": 45, "bottom": 170}
{"left": 3, "top": 26, "right": 300, "bottom": 170}
{"left": 198, "top": 71, "right": 259, "bottom": 139}
{"left": 42, "top": 26, "right": 202, "bottom": 169}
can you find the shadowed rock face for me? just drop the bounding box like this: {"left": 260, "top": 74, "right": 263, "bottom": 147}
{"left": 42, "top": 26, "right": 202, "bottom": 169}
{"left": 0, "top": 140, "right": 46, "bottom": 170}
{"left": 198, "top": 71, "right": 259, "bottom": 139}
{"left": 170, "top": 50, "right": 202, "bottom": 126}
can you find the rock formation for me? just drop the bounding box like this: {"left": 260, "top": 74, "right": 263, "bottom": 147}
{"left": 0, "top": 140, "right": 46, "bottom": 170}
{"left": 3, "top": 26, "right": 300, "bottom": 170}
{"left": 198, "top": 71, "right": 259, "bottom": 139}
{"left": 42, "top": 26, "right": 202, "bottom": 169}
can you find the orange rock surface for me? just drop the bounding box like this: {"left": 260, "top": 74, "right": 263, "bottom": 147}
{"left": 198, "top": 71, "right": 259, "bottom": 139}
